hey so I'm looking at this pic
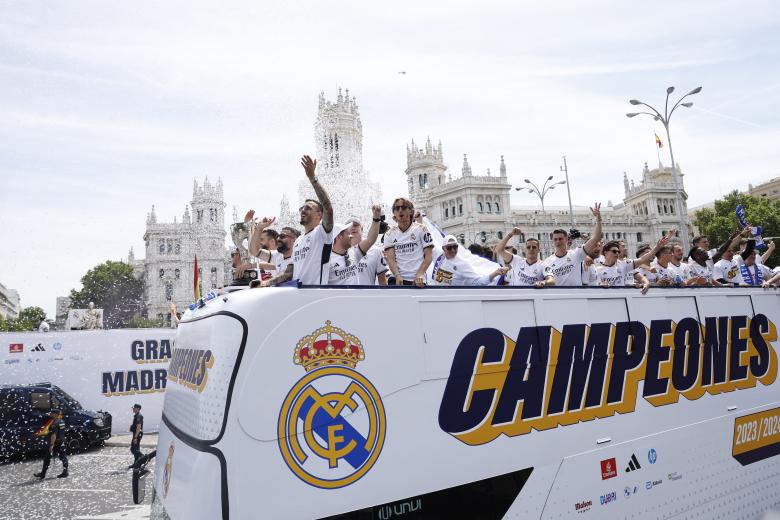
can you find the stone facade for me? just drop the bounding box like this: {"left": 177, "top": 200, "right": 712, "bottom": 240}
{"left": 0, "top": 281, "right": 20, "bottom": 320}
{"left": 294, "top": 88, "right": 381, "bottom": 228}
{"left": 748, "top": 176, "right": 780, "bottom": 201}
{"left": 130, "top": 178, "right": 230, "bottom": 323}
{"left": 407, "top": 139, "right": 512, "bottom": 248}
{"left": 407, "top": 138, "right": 691, "bottom": 258}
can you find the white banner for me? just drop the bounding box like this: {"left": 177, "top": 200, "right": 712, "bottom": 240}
{"left": 0, "top": 329, "right": 175, "bottom": 434}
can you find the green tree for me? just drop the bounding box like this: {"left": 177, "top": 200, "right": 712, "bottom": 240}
{"left": 0, "top": 306, "right": 47, "bottom": 331}
{"left": 69, "top": 261, "right": 144, "bottom": 329}
{"left": 693, "top": 191, "right": 780, "bottom": 266}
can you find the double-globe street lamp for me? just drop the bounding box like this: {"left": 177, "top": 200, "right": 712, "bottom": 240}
{"left": 626, "top": 86, "right": 702, "bottom": 252}
{"left": 516, "top": 176, "right": 566, "bottom": 213}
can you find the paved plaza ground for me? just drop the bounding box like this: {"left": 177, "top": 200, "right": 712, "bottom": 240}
{"left": 0, "top": 436, "right": 158, "bottom": 520}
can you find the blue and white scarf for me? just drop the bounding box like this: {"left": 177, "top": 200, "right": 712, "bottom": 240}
{"left": 739, "top": 262, "right": 763, "bottom": 286}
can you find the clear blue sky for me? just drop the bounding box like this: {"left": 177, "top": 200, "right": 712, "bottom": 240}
{"left": 1, "top": 1, "right": 779, "bottom": 316}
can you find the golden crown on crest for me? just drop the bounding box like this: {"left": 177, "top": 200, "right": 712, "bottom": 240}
{"left": 294, "top": 321, "right": 365, "bottom": 372}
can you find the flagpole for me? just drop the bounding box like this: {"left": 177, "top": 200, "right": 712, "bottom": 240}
{"left": 627, "top": 86, "right": 702, "bottom": 253}
{"left": 561, "top": 156, "right": 575, "bottom": 229}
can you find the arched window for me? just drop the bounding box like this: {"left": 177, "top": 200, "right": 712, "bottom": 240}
{"left": 451, "top": 205, "right": 456, "bottom": 217}
{"left": 165, "top": 282, "right": 173, "bottom": 301}
{"left": 159, "top": 241, "right": 165, "bottom": 254}
{"left": 159, "top": 269, "right": 164, "bottom": 279}
{"left": 477, "top": 202, "right": 483, "bottom": 212}
{"left": 495, "top": 202, "right": 500, "bottom": 213}
{"left": 458, "top": 203, "right": 463, "bottom": 215}
{"left": 423, "top": 173, "right": 428, "bottom": 188}
{"left": 445, "top": 207, "right": 449, "bottom": 218}
{"left": 174, "top": 268, "right": 180, "bottom": 280}
{"left": 670, "top": 203, "right": 675, "bottom": 215}
{"left": 486, "top": 202, "right": 492, "bottom": 213}
{"left": 419, "top": 174, "right": 423, "bottom": 188}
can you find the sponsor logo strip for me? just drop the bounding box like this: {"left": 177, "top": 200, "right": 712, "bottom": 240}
{"left": 732, "top": 406, "right": 780, "bottom": 465}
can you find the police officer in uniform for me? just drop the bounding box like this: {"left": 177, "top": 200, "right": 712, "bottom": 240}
{"left": 34, "top": 409, "right": 68, "bottom": 479}
{"left": 130, "top": 403, "right": 144, "bottom": 463}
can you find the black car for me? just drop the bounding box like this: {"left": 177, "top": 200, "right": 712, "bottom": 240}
{"left": 0, "top": 383, "right": 112, "bottom": 457}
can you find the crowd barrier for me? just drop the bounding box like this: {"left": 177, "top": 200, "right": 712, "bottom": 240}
{"left": 0, "top": 329, "right": 174, "bottom": 434}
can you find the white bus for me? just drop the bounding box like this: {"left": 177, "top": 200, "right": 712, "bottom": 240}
{"left": 149, "top": 286, "right": 780, "bottom": 519}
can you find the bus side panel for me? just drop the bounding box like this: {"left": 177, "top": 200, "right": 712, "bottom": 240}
{"left": 540, "top": 409, "right": 780, "bottom": 518}
{"left": 153, "top": 424, "right": 223, "bottom": 520}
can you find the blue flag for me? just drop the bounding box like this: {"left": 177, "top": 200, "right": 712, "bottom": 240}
{"left": 735, "top": 204, "right": 766, "bottom": 251}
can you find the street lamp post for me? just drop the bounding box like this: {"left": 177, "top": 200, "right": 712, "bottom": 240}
{"left": 516, "top": 176, "right": 566, "bottom": 213}
{"left": 626, "top": 86, "right": 702, "bottom": 252}
{"left": 560, "top": 156, "right": 575, "bottom": 229}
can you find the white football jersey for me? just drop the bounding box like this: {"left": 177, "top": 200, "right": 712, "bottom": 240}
{"left": 384, "top": 222, "right": 434, "bottom": 281}
{"left": 274, "top": 253, "right": 293, "bottom": 275}
{"left": 713, "top": 257, "right": 743, "bottom": 284}
{"left": 668, "top": 262, "right": 689, "bottom": 282}
{"left": 595, "top": 260, "right": 633, "bottom": 287}
{"left": 508, "top": 256, "right": 549, "bottom": 286}
{"left": 356, "top": 245, "right": 388, "bottom": 285}
{"left": 327, "top": 247, "right": 361, "bottom": 285}
{"left": 292, "top": 223, "right": 333, "bottom": 285}
{"left": 650, "top": 260, "right": 676, "bottom": 284}
{"left": 265, "top": 250, "right": 283, "bottom": 273}
{"left": 543, "top": 247, "right": 586, "bottom": 287}
{"left": 687, "top": 262, "right": 713, "bottom": 282}
{"left": 582, "top": 263, "right": 599, "bottom": 286}
{"left": 431, "top": 255, "right": 491, "bottom": 286}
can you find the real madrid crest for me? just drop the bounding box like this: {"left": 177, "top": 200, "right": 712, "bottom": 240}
{"left": 278, "top": 321, "right": 386, "bottom": 489}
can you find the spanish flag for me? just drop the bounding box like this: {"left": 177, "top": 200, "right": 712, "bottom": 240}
{"left": 655, "top": 133, "right": 664, "bottom": 148}
{"left": 34, "top": 418, "right": 54, "bottom": 437}
{"left": 194, "top": 255, "right": 201, "bottom": 300}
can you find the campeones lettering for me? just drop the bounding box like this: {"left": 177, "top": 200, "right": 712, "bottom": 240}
{"left": 439, "top": 314, "right": 778, "bottom": 446}
{"left": 167, "top": 347, "right": 215, "bottom": 393}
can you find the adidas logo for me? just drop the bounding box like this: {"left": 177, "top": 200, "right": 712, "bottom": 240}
{"left": 32, "top": 343, "right": 46, "bottom": 352}
{"left": 626, "top": 453, "right": 642, "bottom": 472}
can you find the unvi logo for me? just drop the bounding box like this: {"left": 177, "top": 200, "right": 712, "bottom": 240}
{"left": 648, "top": 448, "right": 658, "bottom": 464}
{"left": 278, "top": 321, "right": 386, "bottom": 489}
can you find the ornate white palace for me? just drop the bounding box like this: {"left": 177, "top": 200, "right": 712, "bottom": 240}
{"left": 407, "top": 139, "right": 691, "bottom": 258}
{"left": 128, "top": 178, "right": 230, "bottom": 323}
{"left": 278, "top": 88, "right": 382, "bottom": 230}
